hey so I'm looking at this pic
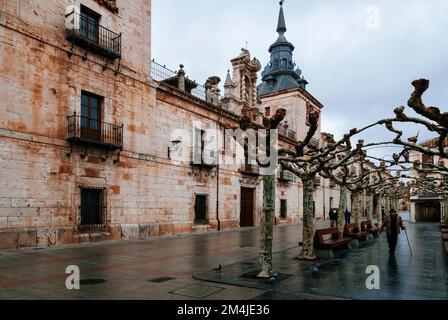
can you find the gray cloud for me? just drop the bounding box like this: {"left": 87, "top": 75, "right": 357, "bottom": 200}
{"left": 152, "top": 0, "right": 448, "bottom": 158}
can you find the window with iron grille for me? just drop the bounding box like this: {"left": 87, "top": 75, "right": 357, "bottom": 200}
{"left": 79, "top": 187, "right": 107, "bottom": 231}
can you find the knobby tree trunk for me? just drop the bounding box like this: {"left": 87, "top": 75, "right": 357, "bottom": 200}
{"left": 258, "top": 174, "right": 275, "bottom": 278}
{"left": 367, "top": 196, "right": 374, "bottom": 221}
{"left": 385, "top": 197, "right": 390, "bottom": 215}
{"left": 377, "top": 194, "right": 383, "bottom": 227}
{"left": 443, "top": 197, "right": 448, "bottom": 223}
{"left": 298, "top": 178, "right": 316, "bottom": 260}
{"left": 337, "top": 185, "right": 347, "bottom": 238}
{"left": 353, "top": 192, "right": 361, "bottom": 229}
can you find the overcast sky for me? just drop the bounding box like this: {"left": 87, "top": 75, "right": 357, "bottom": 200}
{"left": 152, "top": 0, "right": 448, "bottom": 159}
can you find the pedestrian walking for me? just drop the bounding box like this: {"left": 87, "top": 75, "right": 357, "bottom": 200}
{"left": 381, "top": 208, "right": 406, "bottom": 254}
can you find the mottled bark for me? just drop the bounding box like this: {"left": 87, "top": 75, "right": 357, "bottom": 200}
{"left": 258, "top": 174, "right": 275, "bottom": 278}
{"left": 377, "top": 194, "right": 383, "bottom": 227}
{"left": 367, "top": 196, "right": 374, "bottom": 221}
{"left": 298, "top": 178, "right": 316, "bottom": 260}
{"left": 337, "top": 185, "right": 347, "bottom": 237}
{"left": 443, "top": 198, "right": 448, "bottom": 223}
{"left": 385, "top": 197, "right": 390, "bottom": 215}
{"left": 353, "top": 192, "right": 361, "bottom": 229}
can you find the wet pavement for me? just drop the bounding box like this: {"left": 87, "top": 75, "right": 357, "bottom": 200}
{"left": 0, "top": 222, "right": 446, "bottom": 300}
{"left": 196, "top": 222, "right": 448, "bottom": 300}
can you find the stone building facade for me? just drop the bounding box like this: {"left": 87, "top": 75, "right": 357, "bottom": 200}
{"left": 0, "top": 1, "right": 346, "bottom": 249}
{"left": 409, "top": 137, "right": 448, "bottom": 223}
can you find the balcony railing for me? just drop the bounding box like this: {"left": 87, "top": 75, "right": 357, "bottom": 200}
{"left": 278, "top": 126, "right": 297, "bottom": 141}
{"left": 190, "top": 147, "right": 218, "bottom": 168}
{"left": 66, "top": 11, "right": 121, "bottom": 59}
{"left": 314, "top": 176, "right": 321, "bottom": 186}
{"left": 278, "top": 170, "right": 295, "bottom": 182}
{"left": 67, "top": 114, "right": 123, "bottom": 149}
{"left": 240, "top": 164, "right": 260, "bottom": 176}
{"left": 151, "top": 60, "right": 220, "bottom": 104}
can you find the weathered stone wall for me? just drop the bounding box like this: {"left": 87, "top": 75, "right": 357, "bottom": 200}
{"left": 0, "top": 0, "right": 331, "bottom": 250}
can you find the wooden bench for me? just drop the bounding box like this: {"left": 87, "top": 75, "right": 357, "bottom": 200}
{"left": 344, "top": 223, "right": 370, "bottom": 241}
{"left": 361, "top": 220, "right": 381, "bottom": 237}
{"left": 314, "top": 228, "right": 352, "bottom": 250}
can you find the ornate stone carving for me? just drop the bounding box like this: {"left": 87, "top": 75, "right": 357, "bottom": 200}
{"left": 96, "top": 0, "right": 119, "bottom": 14}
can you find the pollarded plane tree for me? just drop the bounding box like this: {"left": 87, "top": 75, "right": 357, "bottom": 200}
{"left": 278, "top": 113, "right": 379, "bottom": 260}
{"left": 364, "top": 79, "right": 448, "bottom": 161}
{"left": 231, "top": 107, "right": 287, "bottom": 278}
{"left": 321, "top": 155, "right": 401, "bottom": 236}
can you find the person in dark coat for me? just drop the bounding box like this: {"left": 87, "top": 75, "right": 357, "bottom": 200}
{"left": 329, "top": 208, "right": 336, "bottom": 227}
{"left": 344, "top": 208, "right": 351, "bottom": 225}
{"left": 381, "top": 208, "right": 406, "bottom": 254}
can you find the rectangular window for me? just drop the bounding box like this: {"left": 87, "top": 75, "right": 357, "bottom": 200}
{"left": 280, "top": 199, "right": 287, "bottom": 219}
{"left": 193, "top": 128, "right": 205, "bottom": 163}
{"left": 265, "top": 107, "right": 271, "bottom": 117}
{"left": 81, "top": 91, "right": 103, "bottom": 142}
{"left": 194, "top": 194, "right": 208, "bottom": 225}
{"left": 80, "top": 187, "right": 106, "bottom": 229}
{"left": 422, "top": 153, "right": 434, "bottom": 169}
{"left": 80, "top": 5, "right": 100, "bottom": 42}
{"left": 306, "top": 103, "right": 319, "bottom": 127}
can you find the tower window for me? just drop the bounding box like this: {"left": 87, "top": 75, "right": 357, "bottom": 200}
{"left": 265, "top": 107, "right": 271, "bottom": 117}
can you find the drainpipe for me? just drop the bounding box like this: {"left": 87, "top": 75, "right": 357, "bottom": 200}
{"left": 216, "top": 106, "right": 223, "bottom": 231}
{"left": 323, "top": 181, "right": 326, "bottom": 221}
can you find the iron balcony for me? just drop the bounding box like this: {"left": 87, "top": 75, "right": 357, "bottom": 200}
{"left": 67, "top": 114, "right": 123, "bottom": 150}
{"left": 66, "top": 11, "right": 121, "bottom": 59}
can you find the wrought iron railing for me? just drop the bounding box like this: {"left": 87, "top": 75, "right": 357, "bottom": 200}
{"left": 66, "top": 11, "right": 121, "bottom": 59}
{"left": 240, "top": 164, "right": 260, "bottom": 175}
{"left": 314, "top": 176, "right": 321, "bottom": 186}
{"left": 278, "top": 169, "right": 295, "bottom": 182}
{"left": 151, "top": 60, "right": 220, "bottom": 104}
{"left": 190, "top": 146, "right": 218, "bottom": 167}
{"left": 67, "top": 114, "right": 123, "bottom": 148}
{"left": 278, "top": 126, "right": 297, "bottom": 141}
{"left": 150, "top": 60, "right": 177, "bottom": 81}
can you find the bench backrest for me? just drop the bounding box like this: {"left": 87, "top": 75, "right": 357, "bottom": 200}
{"left": 314, "top": 228, "right": 339, "bottom": 244}
{"left": 345, "top": 223, "right": 360, "bottom": 233}
{"left": 361, "top": 220, "right": 373, "bottom": 231}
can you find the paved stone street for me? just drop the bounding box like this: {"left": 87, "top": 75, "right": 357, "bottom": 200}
{"left": 0, "top": 222, "right": 447, "bottom": 300}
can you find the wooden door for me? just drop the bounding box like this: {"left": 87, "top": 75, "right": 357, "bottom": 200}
{"left": 240, "top": 187, "right": 254, "bottom": 227}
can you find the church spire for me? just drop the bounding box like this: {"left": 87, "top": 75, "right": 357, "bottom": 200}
{"left": 276, "top": 1, "right": 287, "bottom": 36}
{"left": 257, "top": 1, "right": 309, "bottom": 96}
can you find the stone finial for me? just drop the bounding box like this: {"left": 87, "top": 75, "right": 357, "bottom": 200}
{"left": 178, "top": 64, "right": 186, "bottom": 91}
